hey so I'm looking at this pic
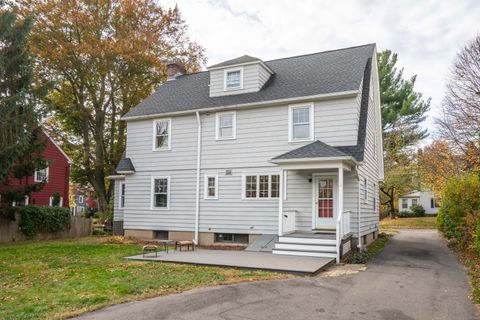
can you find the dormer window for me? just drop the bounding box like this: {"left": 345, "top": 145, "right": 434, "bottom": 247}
{"left": 224, "top": 68, "right": 243, "bottom": 90}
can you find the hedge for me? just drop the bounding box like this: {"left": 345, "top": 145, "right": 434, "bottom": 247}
{"left": 19, "top": 205, "right": 71, "bottom": 239}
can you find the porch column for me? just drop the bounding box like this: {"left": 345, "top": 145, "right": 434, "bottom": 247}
{"left": 278, "top": 169, "right": 284, "bottom": 236}
{"left": 338, "top": 167, "right": 344, "bottom": 223}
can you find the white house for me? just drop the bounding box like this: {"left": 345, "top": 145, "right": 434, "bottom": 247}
{"left": 398, "top": 190, "right": 440, "bottom": 215}
{"left": 110, "top": 44, "right": 384, "bottom": 262}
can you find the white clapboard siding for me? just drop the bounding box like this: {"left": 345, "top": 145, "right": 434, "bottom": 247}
{"left": 112, "top": 178, "right": 125, "bottom": 222}
{"left": 209, "top": 63, "right": 271, "bottom": 97}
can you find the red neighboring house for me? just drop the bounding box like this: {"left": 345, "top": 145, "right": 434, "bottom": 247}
{"left": 10, "top": 130, "right": 71, "bottom": 207}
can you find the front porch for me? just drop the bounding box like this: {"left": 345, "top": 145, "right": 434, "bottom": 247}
{"left": 270, "top": 141, "right": 358, "bottom": 262}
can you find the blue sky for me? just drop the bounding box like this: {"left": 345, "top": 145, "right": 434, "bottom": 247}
{"left": 166, "top": 0, "right": 480, "bottom": 140}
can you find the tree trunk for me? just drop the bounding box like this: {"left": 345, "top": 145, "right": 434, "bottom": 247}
{"left": 380, "top": 186, "right": 396, "bottom": 219}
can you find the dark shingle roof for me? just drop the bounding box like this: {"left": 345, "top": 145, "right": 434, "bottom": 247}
{"left": 271, "top": 56, "right": 373, "bottom": 162}
{"left": 123, "top": 44, "right": 375, "bottom": 119}
{"left": 272, "top": 140, "right": 350, "bottom": 160}
{"left": 116, "top": 157, "right": 135, "bottom": 173}
{"left": 208, "top": 55, "right": 261, "bottom": 69}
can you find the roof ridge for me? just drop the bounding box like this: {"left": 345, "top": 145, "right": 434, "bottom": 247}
{"left": 170, "top": 43, "right": 376, "bottom": 79}
{"left": 263, "top": 43, "right": 376, "bottom": 64}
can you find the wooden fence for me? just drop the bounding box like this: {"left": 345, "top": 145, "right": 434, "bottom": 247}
{"left": 0, "top": 214, "right": 92, "bottom": 243}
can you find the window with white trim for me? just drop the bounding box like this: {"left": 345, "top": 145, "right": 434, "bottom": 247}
{"left": 34, "top": 166, "right": 49, "bottom": 182}
{"left": 153, "top": 119, "right": 171, "bottom": 151}
{"left": 13, "top": 196, "right": 29, "bottom": 207}
{"left": 204, "top": 175, "right": 218, "bottom": 199}
{"left": 402, "top": 198, "right": 408, "bottom": 209}
{"left": 289, "top": 104, "right": 313, "bottom": 141}
{"left": 119, "top": 182, "right": 126, "bottom": 208}
{"left": 363, "top": 177, "right": 368, "bottom": 203}
{"left": 224, "top": 68, "right": 242, "bottom": 90}
{"left": 244, "top": 174, "right": 280, "bottom": 199}
{"left": 49, "top": 195, "right": 63, "bottom": 207}
{"left": 152, "top": 177, "right": 169, "bottom": 209}
{"left": 411, "top": 198, "right": 418, "bottom": 207}
{"left": 216, "top": 111, "right": 236, "bottom": 140}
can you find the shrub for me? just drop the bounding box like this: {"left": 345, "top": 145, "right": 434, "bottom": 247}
{"left": 398, "top": 210, "right": 415, "bottom": 218}
{"left": 410, "top": 204, "right": 426, "bottom": 217}
{"left": 19, "top": 206, "right": 70, "bottom": 239}
{"left": 92, "top": 229, "right": 107, "bottom": 236}
{"left": 437, "top": 174, "right": 480, "bottom": 249}
{"left": 351, "top": 250, "right": 369, "bottom": 264}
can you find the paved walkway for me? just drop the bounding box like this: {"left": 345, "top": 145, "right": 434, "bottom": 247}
{"left": 74, "top": 230, "right": 479, "bottom": 320}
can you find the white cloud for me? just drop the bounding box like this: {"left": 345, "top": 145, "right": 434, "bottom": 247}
{"left": 165, "top": 0, "right": 480, "bottom": 140}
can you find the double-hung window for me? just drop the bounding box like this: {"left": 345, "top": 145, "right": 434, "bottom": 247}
{"left": 119, "top": 182, "right": 126, "bottom": 208}
{"left": 289, "top": 104, "right": 314, "bottom": 142}
{"left": 34, "top": 166, "right": 49, "bottom": 182}
{"left": 224, "top": 68, "right": 243, "bottom": 90}
{"left": 216, "top": 111, "right": 236, "bottom": 140}
{"left": 411, "top": 198, "right": 418, "bottom": 206}
{"left": 152, "top": 177, "right": 169, "bottom": 209}
{"left": 204, "top": 175, "right": 218, "bottom": 199}
{"left": 244, "top": 174, "right": 280, "bottom": 199}
{"left": 402, "top": 199, "right": 408, "bottom": 209}
{"left": 153, "top": 119, "right": 171, "bottom": 151}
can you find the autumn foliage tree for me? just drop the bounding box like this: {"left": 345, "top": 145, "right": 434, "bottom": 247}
{"left": 418, "top": 140, "right": 464, "bottom": 195}
{"left": 17, "top": 0, "right": 206, "bottom": 214}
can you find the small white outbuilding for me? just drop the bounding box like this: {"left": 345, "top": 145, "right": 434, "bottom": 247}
{"left": 398, "top": 190, "right": 440, "bottom": 215}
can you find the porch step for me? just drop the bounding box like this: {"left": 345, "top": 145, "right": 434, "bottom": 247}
{"left": 272, "top": 249, "right": 337, "bottom": 258}
{"left": 274, "top": 231, "right": 341, "bottom": 258}
{"left": 278, "top": 236, "right": 336, "bottom": 246}
{"left": 274, "top": 243, "right": 336, "bottom": 252}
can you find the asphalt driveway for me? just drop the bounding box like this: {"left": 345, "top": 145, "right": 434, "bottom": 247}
{"left": 74, "top": 230, "right": 478, "bottom": 320}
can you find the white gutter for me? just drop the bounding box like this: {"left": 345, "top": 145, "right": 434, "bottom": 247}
{"left": 356, "top": 164, "right": 363, "bottom": 249}
{"left": 270, "top": 156, "right": 357, "bottom": 164}
{"left": 194, "top": 112, "right": 202, "bottom": 244}
{"left": 121, "top": 90, "right": 359, "bottom": 122}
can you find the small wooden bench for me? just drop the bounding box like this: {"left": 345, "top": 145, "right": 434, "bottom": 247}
{"left": 175, "top": 240, "right": 195, "bottom": 251}
{"left": 142, "top": 244, "right": 158, "bottom": 257}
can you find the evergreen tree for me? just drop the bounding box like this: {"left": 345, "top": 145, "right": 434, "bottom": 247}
{"left": 377, "top": 50, "right": 430, "bottom": 218}
{"left": 0, "top": 5, "right": 38, "bottom": 179}
{"left": 0, "top": 5, "right": 47, "bottom": 209}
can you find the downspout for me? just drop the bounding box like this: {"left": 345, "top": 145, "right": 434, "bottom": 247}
{"left": 356, "top": 164, "right": 363, "bottom": 249}
{"left": 194, "top": 112, "right": 202, "bottom": 244}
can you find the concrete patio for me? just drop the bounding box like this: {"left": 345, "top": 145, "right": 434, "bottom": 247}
{"left": 126, "top": 249, "right": 334, "bottom": 275}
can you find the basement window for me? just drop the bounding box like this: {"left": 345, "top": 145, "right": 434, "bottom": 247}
{"left": 214, "top": 233, "right": 248, "bottom": 244}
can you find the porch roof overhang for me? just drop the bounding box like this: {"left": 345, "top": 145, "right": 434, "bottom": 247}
{"left": 269, "top": 156, "right": 357, "bottom": 171}
{"left": 270, "top": 140, "right": 358, "bottom": 170}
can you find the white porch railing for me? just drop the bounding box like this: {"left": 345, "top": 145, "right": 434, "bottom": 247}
{"left": 335, "top": 210, "right": 352, "bottom": 263}
{"left": 282, "top": 210, "right": 297, "bottom": 235}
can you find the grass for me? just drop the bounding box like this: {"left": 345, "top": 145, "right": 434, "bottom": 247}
{"left": 345, "top": 234, "right": 391, "bottom": 264}
{"left": 0, "top": 237, "right": 290, "bottom": 320}
{"left": 366, "top": 235, "right": 391, "bottom": 256}
{"left": 380, "top": 216, "right": 437, "bottom": 229}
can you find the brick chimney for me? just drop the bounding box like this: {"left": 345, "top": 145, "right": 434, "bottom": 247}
{"left": 166, "top": 61, "right": 186, "bottom": 81}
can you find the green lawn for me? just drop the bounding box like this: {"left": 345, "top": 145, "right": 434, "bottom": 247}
{"left": 0, "top": 237, "right": 289, "bottom": 320}
{"left": 380, "top": 217, "right": 437, "bottom": 229}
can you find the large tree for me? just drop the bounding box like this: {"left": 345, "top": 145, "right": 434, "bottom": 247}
{"left": 17, "top": 0, "right": 206, "bottom": 214}
{"left": 377, "top": 50, "right": 430, "bottom": 217}
{"left": 0, "top": 5, "right": 39, "bottom": 179}
{"left": 437, "top": 34, "right": 480, "bottom": 172}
